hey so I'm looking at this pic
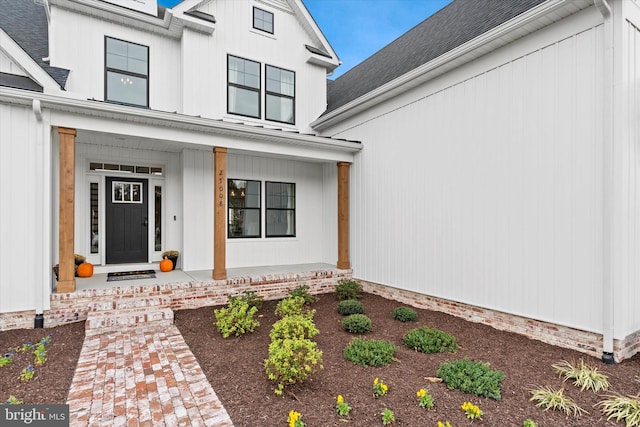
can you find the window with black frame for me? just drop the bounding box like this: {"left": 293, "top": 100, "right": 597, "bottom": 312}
{"left": 105, "top": 37, "right": 149, "bottom": 107}
{"left": 266, "top": 182, "right": 295, "bottom": 237}
{"left": 253, "top": 7, "right": 273, "bottom": 34}
{"left": 266, "top": 65, "right": 295, "bottom": 124}
{"left": 228, "top": 179, "right": 261, "bottom": 238}
{"left": 228, "top": 55, "right": 261, "bottom": 118}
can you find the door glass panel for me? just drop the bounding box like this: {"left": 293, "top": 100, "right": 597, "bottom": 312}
{"left": 155, "top": 186, "right": 162, "bottom": 251}
{"left": 90, "top": 183, "right": 99, "bottom": 254}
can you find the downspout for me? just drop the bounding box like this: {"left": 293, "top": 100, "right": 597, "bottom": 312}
{"left": 594, "top": 0, "right": 615, "bottom": 364}
{"left": 33, "top": 99, "right": 45, "bottom": 328}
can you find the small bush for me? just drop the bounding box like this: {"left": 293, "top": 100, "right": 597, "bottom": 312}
{"left": 529, "top": 386, "right": 586, "bottom": 417}
{"left": 275, "top": 296, "right": 307, "bottom": 318}
{"left": 597, "top": 394, "right": 640, "bottom": 426}
{"left": 403, "top": 327, "right": 458, "bottom": 353}
{"left": 265, "top": 337, "right": 323, "bottom": 395}
{"left": 270, "top": 314, "right": 319, "bottom": 341}
{"left": 288, "top": 284, "right": 318, "bottom": 305}
{"left": 230, "top": 290, "right": 264, "bottom": 311}
{"left": 552, "top": 359, "right": 610, "bottom": 392}
{"left": 437, "top": 358, "right": 505, "bottom": 400}
{"left": 393, "top": 306, "right": 418, "bottom": 322}
{"left": 342, "top": 314, "right": 372, "bottom": 334}
{"left": 335, "top": 279, "right": 363, "bottom": 300}
{"left": 214, "top": 298, "right": 260, "bottom": 338}
{"left": 343, "top": 338, "right": 396, "bottom": 367}
{"left": 337, "top": 299, "right": 364, "bottom": 315}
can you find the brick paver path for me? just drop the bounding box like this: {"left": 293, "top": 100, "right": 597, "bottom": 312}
{"left": 66, "top": 325, "right": 233, "bottom": 427}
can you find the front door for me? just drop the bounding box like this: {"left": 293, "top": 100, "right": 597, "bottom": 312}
{"left": 106, "top": 177, "right": 149, "bottom": 264}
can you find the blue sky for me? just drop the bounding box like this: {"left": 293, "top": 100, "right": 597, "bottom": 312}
{"left": 157, "top": 0, "right": 452, "bottom": 78}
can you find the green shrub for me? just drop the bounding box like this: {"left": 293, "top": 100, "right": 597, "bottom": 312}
{"left": 214, "top": 298, "right": 260, "bottom": 338}
{"left": 337, "top": 299, "right": 364, "bottom": 315}
{"left": 335, "top": 279, "right": 363, "bottom": 300}
{"left": 342, "top": 314, "right": 372, "bottom": 334}
{"left": 264, "top": 337, "right": 323, "bottom": 395}
{"left": 393, "top": 306, "right": 418, "bottom": 322}
{"left": 230, "top": 290, "right": 264, "bottom": 311}
{"left": 288, "top": 284, "right": 318, "bottom": 305}
{"left": 403, "top": 327, "right": 458, "bottom": 353}
{"left": 270, "top": 314, "right": 319, "bottom": 341}
{"left": 437, "top": 358, "right": 505, "bottom": 400}
{"left": 343, "top": 338, "right": 396, "bottom": 367}
{"left": 275, "top": 296, "right": 307, "bottom": 318}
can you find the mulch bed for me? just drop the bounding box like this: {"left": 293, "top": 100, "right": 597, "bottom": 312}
{"left": 175, "top": 292, "right": 640, "bottom": 426}
{"left": 1, "top": 292, "right": 639, "bottom": 427}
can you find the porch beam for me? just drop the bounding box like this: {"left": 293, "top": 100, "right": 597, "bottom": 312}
{"left": 57, "top": 127, "right": 76, "bottom": 293}
{"left": 337, "top": 162, "right": 351, "bottom": 270}
{"left": 213, "top": 147, "right": 227, "bottom": 280}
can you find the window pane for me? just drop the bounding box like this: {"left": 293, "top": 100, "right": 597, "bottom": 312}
{"left": 107, "top": 71, "right": 147, "bottom": 106}
{"left": 254, "top": 8, "right": 273, "bottom": 33}
{"left": 228, "top": 208, "right": 260, "bottom": 237}
{"left": 155, "top": 186, "right": 162, "bottom": 251}
{"left": 228, "top": 56, "right": 259, "bottom": 89}
{"left": 266, "top": 94, "right": 293, "bottom": 123}
{"left": 228, "top": 86, "right": 259, "bottom": 117}
{"left": 266, "top": 210, "right": 294, "bottom": 237}
{"left": 106, "top": 38, "right": 127, "bottom": 67}
{"left": 267, "top": 66, "right": 294, "bottom": 96}
{"left": 90, "top": 183, "right": 99, "bottom": 254}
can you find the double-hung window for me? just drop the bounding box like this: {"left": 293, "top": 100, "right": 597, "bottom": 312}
{"left": 105, "top": 37, "right": 149, "bottom": 107}
{"left": 228, "top": 56, "right": 261, "bottom": 118}
{"left": 266, "top": 65, "right": 295, "bottom": 124}
{"left": 228, "top": 179, "right": 261, "bottom": 238}
{"left": 266, "top": 182, "right": 295, "bottom": 237}
{"left": 253, "top": 7, "right": 273, "bottom": 34}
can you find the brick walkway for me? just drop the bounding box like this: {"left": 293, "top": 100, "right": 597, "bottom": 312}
{"left": 66, "top": 325, "right": 234, "bottom": 427}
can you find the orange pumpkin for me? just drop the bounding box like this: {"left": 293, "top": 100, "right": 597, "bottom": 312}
{"left": 159, "top": 258, "right": 173, "bottom": 272}
{"left": 77, "top": 262, "right": 94, "bottom": 278}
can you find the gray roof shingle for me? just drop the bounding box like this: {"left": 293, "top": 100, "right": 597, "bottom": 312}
{"left": 326, "top": 0, "right": 546, "bottom": 114}
{"left": 0, "top": 0, "right": 70, "bottom": 89}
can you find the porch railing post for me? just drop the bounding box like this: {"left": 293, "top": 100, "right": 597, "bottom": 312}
{"left": 57, "top": 127, "right": 76, "bottom": 293}
{"left": 213, "top": 147, "right": 227, "bottom": 280}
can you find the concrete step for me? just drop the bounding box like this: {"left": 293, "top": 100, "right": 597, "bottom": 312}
{"left": 85, "top": 307, "right": 174, "bottom": 335}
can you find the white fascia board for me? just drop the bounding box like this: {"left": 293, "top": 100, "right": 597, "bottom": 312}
{"left": 289, "top": 0, "right": 340, "bottom": 69}
{"left": 312, "top": 0, "right": 585, "bottom": 130}
{"left": 0, "top": 87, "right": 362, "bottom": 154}
{"left": 0, "top": 28, "right": 63, "bottom": 92}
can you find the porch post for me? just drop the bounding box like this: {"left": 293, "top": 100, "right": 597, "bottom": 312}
{"left": 213, "top": 147, "right": 227, "bottom": 280}
{"left": 57, "top": 127, "right": 76, "bottom": 293}
{"left": 337, "top": 162, "right": 351, "bottom": 270}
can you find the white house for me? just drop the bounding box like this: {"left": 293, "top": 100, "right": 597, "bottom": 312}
{"left": 1, "top": 0, "right": 639, "bottom": 363}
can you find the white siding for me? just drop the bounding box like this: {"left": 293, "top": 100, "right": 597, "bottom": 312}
{"left": 0, "top": 50, "right": 26, "bottom": 76}
{"left": 326, "top": 20, "right": 605, "bottom": 333}
{"left": 0, "top": 104, "right": 49, "bottom": 312}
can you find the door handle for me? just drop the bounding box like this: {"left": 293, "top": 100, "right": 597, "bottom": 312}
{"left": 143, "top": 217, "right": 148, "bottom": 227}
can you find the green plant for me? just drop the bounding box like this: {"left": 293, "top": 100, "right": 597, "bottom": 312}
{"left": 287, "top": 410, "right": 306, "bottom": 427}
{"left": 343, "top": 338, "right": 396, "bottom": 367}
{"left": 528, "top": 386, "right": 586, "bottom": 417}
{"left": 336, "top": 395, "right": 352, "bottom": 416}
{"left": 437, "top": 358, "right": 505, "bottom": 400}
{"left": 373, "top": 377, "right": 389, "bottom": 397}
{"left": 33, "top": 343, "right": 46, "bottom": 366}
{"left": 288, "top": 285, "right": 318, "bottom": 305}
{"left": 403, "top": 327, "right": 458, "bottom": 353}
{"left": 275, "top": 296, "right": 307, "bottom": 318}
{"left": 416, "top": 388, "right": 434, "bottom": 409}
{"left": 341, "top": 314, "right": 372, "bottom": 333}
{"left": 19, "top": 365, "right": 34, "bottom": 381}
{"left": 393, "top": 306, "right": 417, "bottom": 322}
{"left": 552, "top": 359, "right": 610, "bottom": 392}
{"left": 231, "top": 290, "right": 264, "bottom": 311}
{"left": 380, "top": 408, "right": 395, "bottom": 425}
{"left": 0, "top": 351, "right": 14, "bottom": 367}
{"left": 523, "top": 419, "right": 538, "bottom": 427}
{"left": 270, "top": 314, "right": 319, "bottom": 341}
{"left": 5, "top": 395, "right": 23, "bottom": 405}
{"left": 264, "top": 337, "right": 323, "bottom": 395}
{"left": 161, "top": 250, "right": 179, "bottom": 258}
{"left": 597, "top": 393, "right": 640, "bottom": 426}
{"left": 337, "top": 299, "right": 364, "bottom": 315}
{"left": 214, "top": 298, "right": 260, "bottom": 338}
{"left": 335, "top": 279, "right": 363, "bottom": 300}
{"left": 461, "top": 401, "right": 483, "bottom": 420}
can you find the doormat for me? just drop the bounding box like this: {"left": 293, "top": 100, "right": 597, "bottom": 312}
{"left": 107, "top": 270, "right": 156, "bottom": 282}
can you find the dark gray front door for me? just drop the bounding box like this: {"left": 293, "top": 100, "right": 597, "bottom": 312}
{"left": 106, "top": 177, "right": 148, "bottom": 264}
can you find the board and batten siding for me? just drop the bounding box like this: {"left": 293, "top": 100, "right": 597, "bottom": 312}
{"left": 0, "top": 50, "right": 26, "bottom": 76}
{"left": 0, "top": 103, "right": 50, "bottom": 312}
{"left": 327, "top": 21, "right": 605, "bottom": 334}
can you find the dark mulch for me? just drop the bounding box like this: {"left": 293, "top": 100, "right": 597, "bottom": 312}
{"left": 0, "top": 321, "right": 85, "bottom": 404}
{"left": 1, "top": 293, "right": 639, "bottom": 426}
{"left": 175, "top": 292, "right": 640, "bottom": 427}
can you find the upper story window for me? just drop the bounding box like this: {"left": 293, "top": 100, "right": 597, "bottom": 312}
{"left": 105, "top": 37, "right": 149, "bottom": 107}
{"left": 266, "top": 65, "right": 295, "bottom": 124}
{"left": 228, "top": 55, "right": 261, "bottom": 118}
{"left": 253, "top": 7, "right": 273, "bottom": 34}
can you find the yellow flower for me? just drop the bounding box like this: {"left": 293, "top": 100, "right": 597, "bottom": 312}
{"left": 337, "top": 395, "right": 344, "bottom": 404}
{"left": 417, "top": 388, "right": 426, "bottom": 397}
{"left": 288, "top": 410, "right": 300, "bottom": 427}
{"left": 374, "top": 377, "right": 379, "bottom": 385}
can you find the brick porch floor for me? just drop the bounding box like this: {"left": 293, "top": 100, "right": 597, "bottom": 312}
{"left": 66, "top": 324, "right": 233, "bottom": 427}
